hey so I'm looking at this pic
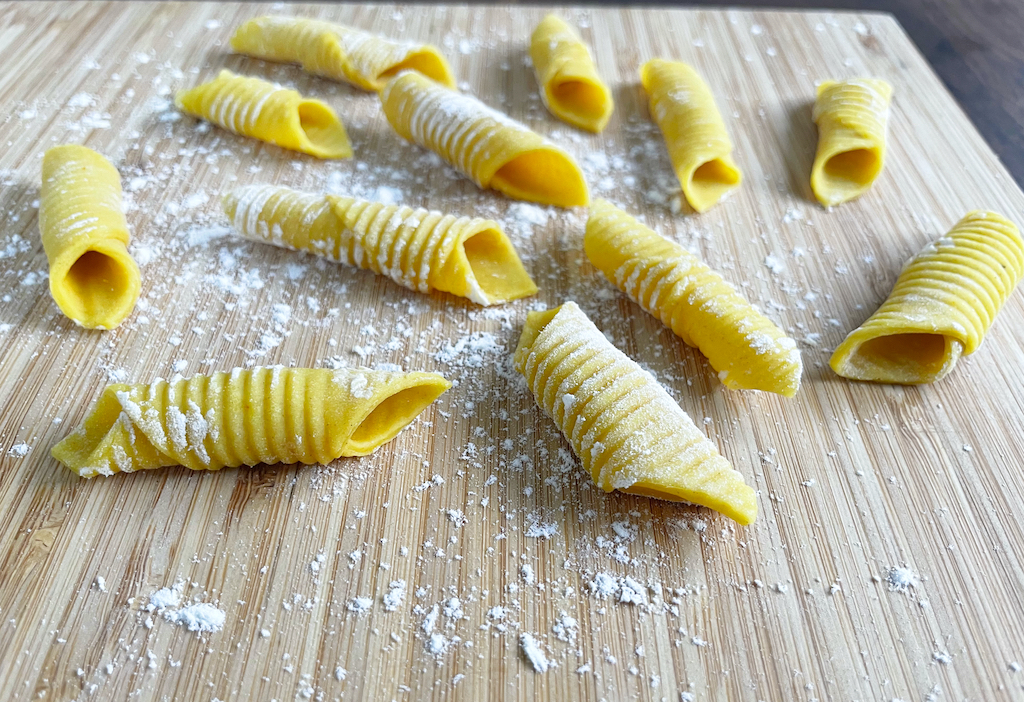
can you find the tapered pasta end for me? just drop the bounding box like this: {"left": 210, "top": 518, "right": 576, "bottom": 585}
{"left": 830, "top": 331, "right": 963, "bottom": 384}
{"left": 432, "top": 223, "right": 538, "bottom": 305}
{"left": 490, "top": 147, "right": 589, "bottom": 207}
{"left": 340, "top": 373, "right": 451, "bottom": 456}
{"left": 622, "top": 473, "right": 758, "bottom": 526}
{"left": 377, "top": 47, "right": 456, "bottom": 90}
{"left": 49, "top": 239, "right": 141, "bottom": 330}
{"left": 513, "top": 306, "right": 562, "bottom": 373}
{"left": 545, "top": 76, "right": 614, "bottom": 133}
{"left": 51, "top": 385, "right": 141, "bottom": 477}
{"left": 294, "top": 99, "right": 353, "bottom": 159}
{"left": 810, "top": 144, "right": 884, "bottom": 207}
{"left": 683, "top": 157, "right": 742, "bottom": 213}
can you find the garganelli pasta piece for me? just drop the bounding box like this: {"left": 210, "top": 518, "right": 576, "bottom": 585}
{"left": 585, "top": 200, "right": 802, "bottom": 397}
{"left": 831, "top": 211, "right": 1024, "bottom": 384}
{"left": 175, "top": 69, "right": 352, "bottom": 159}
{"left": 51, "top": 367, "right": 451, "bottom": 477}
{"left": 40, "top": 145, "right": 141, "bottom": 330}
{"left": 380, "top": 71, "right": 589, "bottom": 208}
{"left": 529, "top": 14, "right": 613, "bottom": 133}
{"left": 811, "top": 78, "right": 892, "bottom": 207}
{"left": 231, "top": 15, "right": 455, "bottom": 92}
{"left": 223, "top": 184, "right": 538, "bottom": 305}
{"left": 640, "top": 59, "right": 741, "bottom": 213}
{"left": 514, "top": 302, "right": 757, "bottom": 525}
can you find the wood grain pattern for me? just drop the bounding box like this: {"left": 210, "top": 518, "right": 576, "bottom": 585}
{"left": 2, "top": 3, "right": 1024, "bottom": 701}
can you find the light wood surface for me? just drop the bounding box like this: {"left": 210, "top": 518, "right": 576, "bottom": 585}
{"left": 2, "top": 3, "right": 1024, "bottom": 701}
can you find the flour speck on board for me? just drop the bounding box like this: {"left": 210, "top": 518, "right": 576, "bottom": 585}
{"left": 520, "top": 633, "right": 553, "bottom": 673}
{"left": 6, "top": 443, "right": 30, "bottom": 457}
{"left": 885, "top": 566, "right": 920, "bottom": 592}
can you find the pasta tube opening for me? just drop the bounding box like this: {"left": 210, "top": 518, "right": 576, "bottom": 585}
{"left": 452, "top": 227, "right": 538, "bottom": 305}
{"left": 689, "top": 159, "right": 742, "bottom": 213}
{"left": 491, "top": 149, "right": 589, "bottom": 207}
{"left": 548, "top": 79, "right": 611, "bottom": 129}
{"left": 296, "top": 101, "right": 353, "bottom": 159}
{"left": 819, "top": 147, "right": 882, "bottom": 201}
{"left": 833, "top": 332, "right": 961, "bottom": 384}
{"left": 378, "top": 51, "right": 454, "bottom": 87}
{"left": 344, "top": 382, "right": 450, "bottom": 456}
{"left": 54, "top": 242, "right": 140, "bottom": 330}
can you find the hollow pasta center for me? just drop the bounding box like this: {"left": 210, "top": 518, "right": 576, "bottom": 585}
{"left": 689, "top": 158, "right": 741, "bottom": 208}
{"left": 550, "top": 80, "right": 606, "bottom": 119}
{"left": 492, "top": 148, "right": 588, "bottom": 207}
{"left": 460, "top": 228, "right": 536, "bottom": 303}
{"left": 297, "top": 101, "right": 349, "bottom": 155}
{"left": 378, "top": 52, "right": 450, "bottom": 85}
{"left": 851, "top": 333, "right": 952, "bottom": 382}
{"left": 63, "top": 250, "right": 134, "bottom": 326}
{"left": 823, "top": 148, "right": 881, "bottom": 188}
{"left": 347, "top": 385, "right": 443, "bottom": 454}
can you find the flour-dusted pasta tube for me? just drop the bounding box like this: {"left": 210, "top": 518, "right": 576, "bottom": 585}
{"left": 51, "top": 367, "right": 451, "bottom": 477}
{"left": 529, "top": 15, "right": 613, "bottom": 133}
{"left": 831, "top": 211, "right": 1024, "bottom": 384}
{"left": 380, "top": 71, "right": 589, "bottom": 208}
{"left": 514, "top": 302, "right": 756, "bottom": 524}
{"left": 585, "top": 200, "right": 802, "bottom": 397}
{"left": 640, "top": 59, "right": 741, "bottom": 213}
{"left": 231, "top": 15, "right": 455, "bottom": 92}
{"left": 811, "top": 78, "right": 892, "bottom": 207}
{"left": 175, "top": 69, "right": 352, "bottom": 159}
{"left": 223, "top": 184, "right": 538, "bottom": 305}
{"left": 39, "top": 146, "right": 141, "bottom": 330}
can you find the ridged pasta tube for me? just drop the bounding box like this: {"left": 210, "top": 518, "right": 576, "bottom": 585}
{"left": 514, "top": 302, "right": 757, "bottom": 525}
{"left": 831, "top": 211, "right": 1024, "bottom": 384}
{"left": 51, "top": 367, "right": 451, "bottom": 478}
{"left": 640, "top": 59, "right": 741, "bottom": 213}
{"left": 585, "top": 200, "right": 802, "bottom": 397}
{"left": 811, "top": 78, "right": 892, "bottom": 207}
{"left": 380, "top": 71, "right": 589, "bottom": 208}
{"left": 529, "top": 15, "right": 613, "bottom": 133}
{"left": 223, "top": 184, "right": 538, "bottom": 305}
{"left": 231, "top": 15, "right": 455, "bottom": 92}
{"left": 39, "top": 145, "right": 141, "bottom": 330}
{"left": 175, "top": 69, "right": 352, "bottom": 159}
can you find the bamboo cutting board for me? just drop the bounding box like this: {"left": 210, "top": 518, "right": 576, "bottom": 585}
{"left": 2, "top": 2, "right": 1024, "bottom": 700}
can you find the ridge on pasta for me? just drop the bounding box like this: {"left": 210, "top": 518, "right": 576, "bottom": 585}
{"left": 640, "top": 59, "right": 741, "bottom": 213}
{"left": 223, "top": 184, "right": 538, "bottom": 305}
{"left": 831, "top": 211, "right": 1024, "bottom": 384}
{"left": 380, "top": 71, "right": 589, "bottom": 208}
{"left": 811, "top": 78, "right": 892, "bottom": 207}
{"left": 585, "top": 199, "right": 802, "bottom": 397}
{"left": 231, "top": 15, "right": 455, "bottom": 92}
{"left": 175, "top": 69, "right": 352, "bottom": 159}
{"left": 514, "top": 302, "right": 757, "bottom": 525}
{"left": 51, "top": 367, "right": 451, "bottom": 477}
{"left": 39, "top": 145, "right": 141, "bottom": 330}
{"left": 529, "top": 14, "right": 613, "bottom": 133}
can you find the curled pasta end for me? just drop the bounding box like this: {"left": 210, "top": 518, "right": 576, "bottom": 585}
{"left": 811, "top": 144, "right": 884, "bottom": 207}
{"left": 295, "top": 98, "right": 353, "bottom": 159}
{"left": 377, "top": 47, "right": 456, "bottom": 90}
{"left": 683, "top": 156, "right": 742, "bottom": 213}
{"left": 49, "top": 239, "right": 141, "bottom": 330}
{"left": 490, "top": 147, "right": 590, "bottom": 207}
{"left": 431, "top": 223, "right": 538, "bottom": 305}
{"left": 830, "top": 330, "right": 963, "bottom": 384}
{"left": 341, "top": 373, "right": 451, "bottom": 456}
{"left": 545, "top": 76, "right": 614, "bottom": 133}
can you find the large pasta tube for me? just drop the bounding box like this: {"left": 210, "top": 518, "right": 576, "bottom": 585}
{"left": 231, "top": 15, "right": 455, "bottom": 92}
{"left": 51, "top": 367, "right": 451, "bottom": 477}
{"left": 811, "top": 78, "right": 892, "bottom": 207}
{"left": 585, "top": 200, "right": 802, "bottom": 397}
{"left": 640, "top": 59, "right": 741, "bottom": 213}
{"left": 830, "top": 211, "right": 1024, "bottom": 384}
{"left": 39, "top": 145, "right": 141, "bottom": 330}
{"left": 175, "top": 69, "right": 352, "bottom": 159}
{"left": 514, "top": 302, "right": 756, "bottom": 525}
{"left": 529, "top": 15, "right": 613, "bottom": 133}
{"left": 380, "top": 71, "right": 589, "bottom": 208}
{"left": 223, "top": 184, "right": 537, "bottom": 305}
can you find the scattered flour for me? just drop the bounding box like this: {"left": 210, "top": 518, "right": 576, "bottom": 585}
{"left": 520, "top": 633, "right": 552, "bottom": 673}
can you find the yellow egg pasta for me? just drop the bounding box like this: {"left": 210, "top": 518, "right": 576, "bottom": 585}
{"left": 585, "top": 200, "right": 802, "bottom": 396}
{"left": 529, "top": 15, "right": 613, "bottom": 133}
{"left": 231, "top": 15, "right": 455, "bottom": 92}
{"left": 175, "top": 69, "right": 351, "bottom": 159}
{"left": 830, "top": 211, "right": 1024, "bottom": 384}
{"left": 223, "top": 184, "right": 538, "bottom": 305}
{"left": 380, "top": 71, "right": 589, "bottom": 208}
{"left": 811, "top": 78, "right": 892, "bottom": 207}
{"left": 640, "top": 59, "right": 741, "bottom": 213}
{"left": 514, "top": 302, "right": 757, "bottom": 525}
{"left": 39, "top": 145, "right": 141, "bottom": 330}
{"left": 51, "top": 366, "right": 451, "bottom": 478}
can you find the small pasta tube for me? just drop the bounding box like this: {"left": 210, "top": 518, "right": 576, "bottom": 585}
{"left": 39, "top": 145, "right": 141, "bottom": 330}
{"left": 514, "top": 302, "right": 757, "bottom": 525}
{"left": 831, "top": 211, "right": 1024, "bottom": 384}
{"left": 223, "top": 184, "right": 538, "bottom": 305}
{"left": 51, "top": 366, "right": 451, "bottom": 477}
{"left": 640, "top": 59, "right": 741, "bottom": 213}
{"left": 380, "top": 71, "right": 589, "bottom": 208}
{"left": 811, "top": 78, "right": 892, "bottom": 207}
{"left": 175, "top": 69, "right": 352, "bottom": 159}
{"left": 529, "top": 15, "right": 613, "bottom": 133}
{"left": 585, "top": 200, "right": 802, "bottom": 397}
{"left": 231, "top": 15, "right": 455, "bottom": 92}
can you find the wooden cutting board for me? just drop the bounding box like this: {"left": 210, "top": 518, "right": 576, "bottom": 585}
{"left": 2, "top": 2, "right": 1024, "bottom": 700}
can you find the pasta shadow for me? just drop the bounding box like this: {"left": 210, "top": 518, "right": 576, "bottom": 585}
{"left": 784, "top": 99, "right": 818, "bottom": 203}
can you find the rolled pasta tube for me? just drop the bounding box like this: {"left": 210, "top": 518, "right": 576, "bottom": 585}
{"left": 175, "top": 69, "right": 352, "bottom": 159}
{"left": 51, "top": 366, "right": 451, "bottom": 478}
{"left": 640, "top": 59, "right": 741, "bottom": 213}
{"left": 530, "top": 14, "right": 613, "bottom": 133}
{"left": 585, "top": 199, "right": 802, "bottom": 397}
{"left": 223, "top": 184, "right": 538, "bottom": 305}
{"left": 39, "top": 145, "right": 141, "bottom": 330}
{"left": 811, "top": 78, "right": 892, "bottom": 207}
{"left": 830, "top": 211, "right": 1024, "bottom": 384}
{"left": 514, "top": 302, "right": 757, "bottom": 525}
{"left": 380, "top": 71, "right": 589, "bottom": 208}
{"left": 231, "top": 15, "right": 455, "bottom": 92}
